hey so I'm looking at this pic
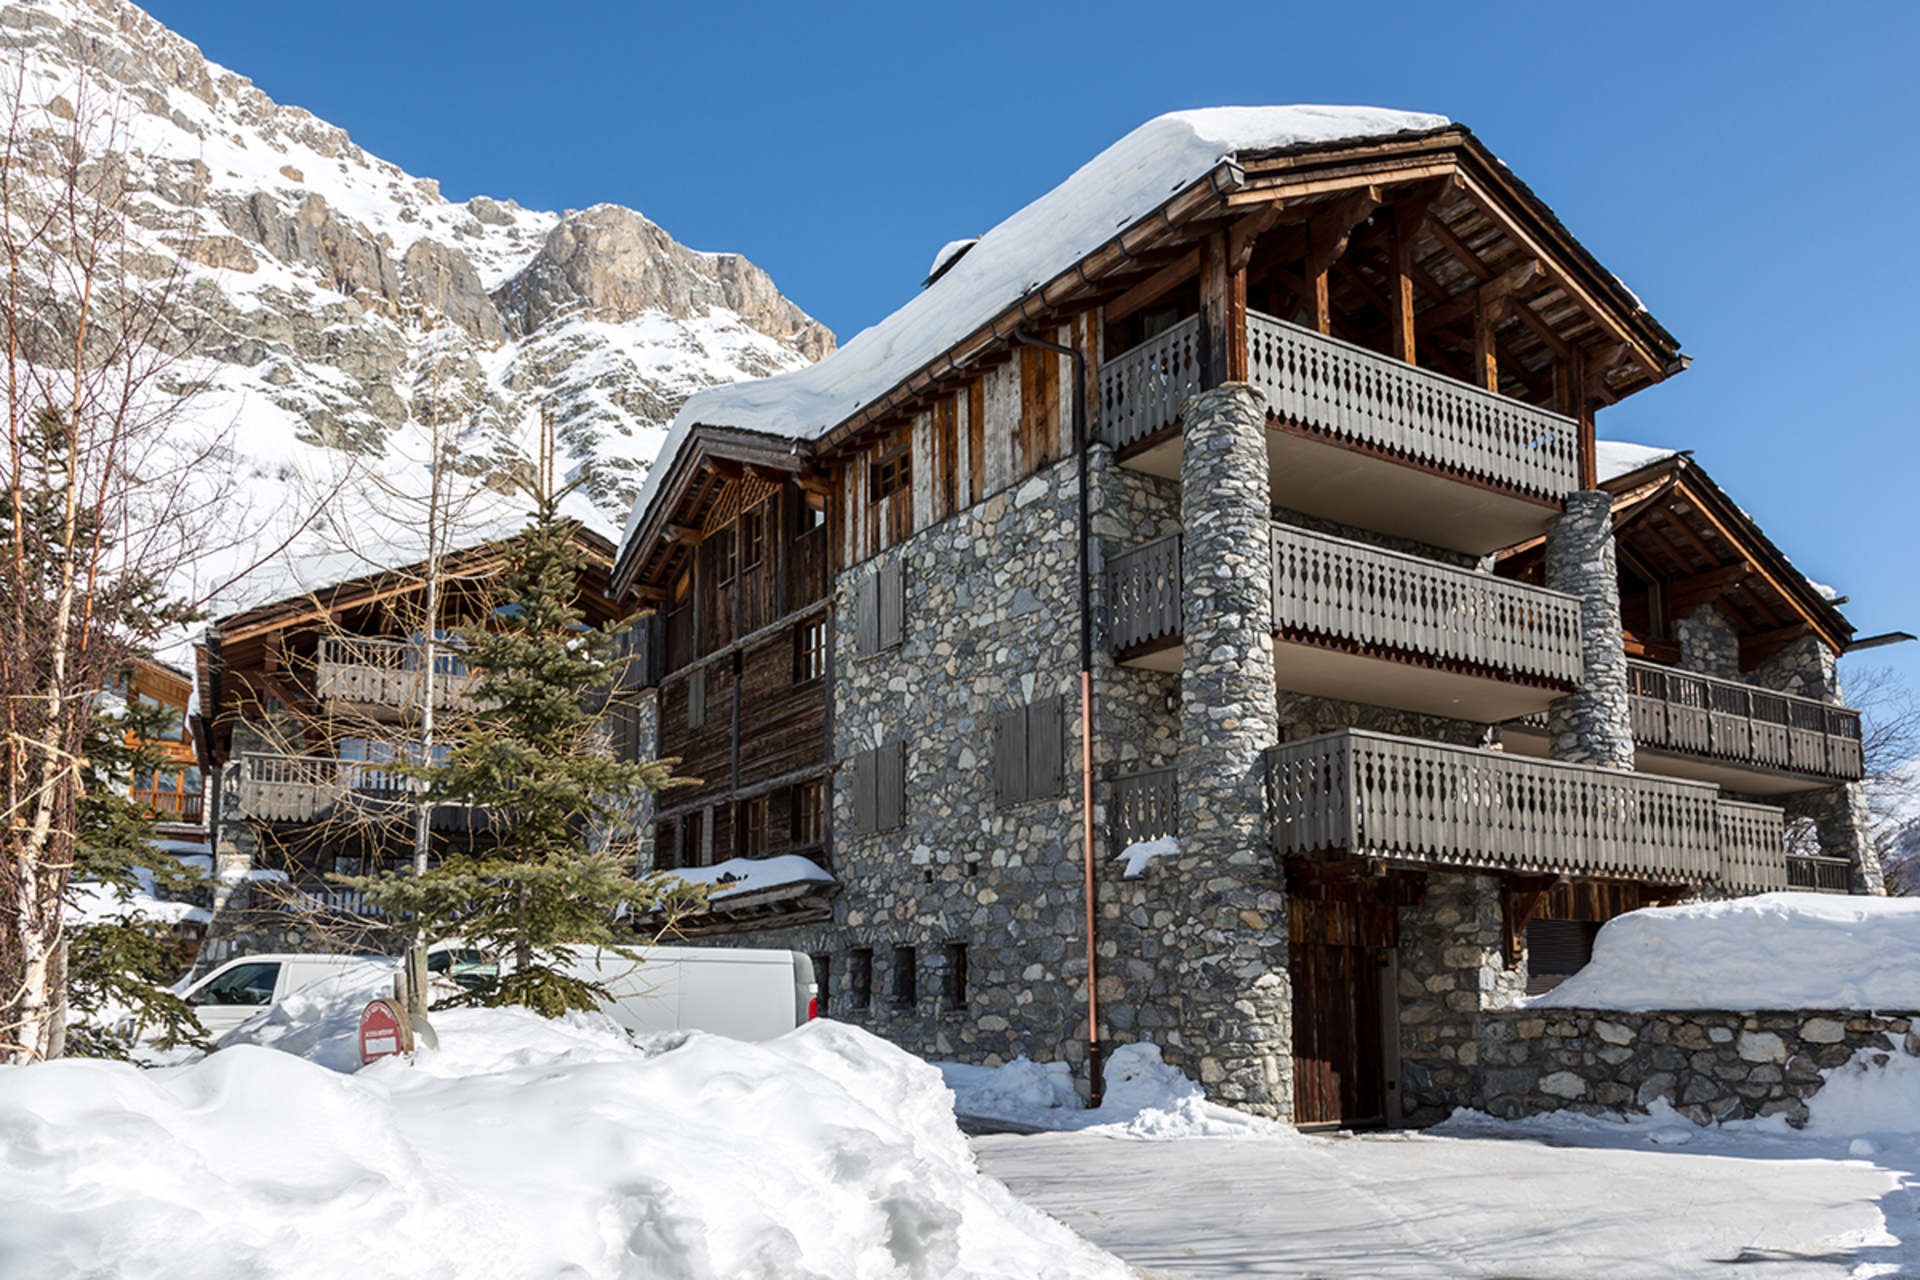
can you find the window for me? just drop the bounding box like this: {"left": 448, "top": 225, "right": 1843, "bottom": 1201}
{"left": 810, "top": 953, "right": 831, "bottom": 1018}
{"left": 791, "top": 779, "right": 825, "bottom": 848}
{"left": 848, "top": 948, "right": 873, "bottom": 1012}
{"left": 795, "top": 618, "right": 828, "bottom": 683}
{"left": 715, "top": 528, "right": 737, "bottom": 584}
{"left": 190, "top": 961, "right": 280, "bottom": 1007}
{"left": 741, "top": 508, "right": 765, "bottom": 570}
{"left": 737, "top": 795, "right": 768, "bottom": 857}
{"left": 942, "top": 943, "right": 968, "bottom": 1007}
{"left": 890, "top": 945, "right": 917, "bottom": 1009}
{"left": 853, "top": 561, "right": 904, "bottom": 656}
{"left": 655, "top": 818, "right": 678, "bottom": 871}
{"left": 850, "top": 742, "right": 905, "bottom": 834}
{"left": 994, "top": 696, "right": 1065, "bottom": 806}
{"left": 683, "top": 808, "right": 706, "bottom": 869}
{"left": 869, "top": 439, "right": 911, "bottom": 504}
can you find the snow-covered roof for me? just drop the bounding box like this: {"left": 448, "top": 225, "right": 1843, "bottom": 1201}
{"left": 669, "top": 854, "right": 835, "bottom": 902}
{"left": 923, "top": 238, "right": 979, "bottom": 285}
{"left": 620, "top": 106, "right": 1449, "bottom": 557}
{"left": 1595, "top": 440, "right": 1681, "bottom": 484}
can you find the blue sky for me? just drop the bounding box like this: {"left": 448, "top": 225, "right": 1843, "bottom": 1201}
{"left": 147, "top": 0, "right": 1920, "bottom": 692}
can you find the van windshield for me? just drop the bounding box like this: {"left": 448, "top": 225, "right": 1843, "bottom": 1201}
{"left": 191, "top": 961, "right": 280, "bottom": 1006}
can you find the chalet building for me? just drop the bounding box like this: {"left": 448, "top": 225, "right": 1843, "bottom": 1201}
{"left": 189, "top": 528, "right": 630, "bottom": 965}
{"left": 609, "top": 107, "right": 1891, "bottom": 1127}
{"left": 115, "top": 656, "right": 205, "bottom": 840}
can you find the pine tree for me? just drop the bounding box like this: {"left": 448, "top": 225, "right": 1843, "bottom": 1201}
{"left": 343, "top": 438, "right": 700, "bottom": 1016}
{"left": 63, "top": 697, "right": 208, "bottom": 1059}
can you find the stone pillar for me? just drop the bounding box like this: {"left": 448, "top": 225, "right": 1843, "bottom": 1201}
{"left": 1544, "top": 491, "right": 1633, "bottom": 770}
{"left": 1758, "top": 635, "right": 1886, "bottom": 894}
{"left": 1394, "top": 871, "right": 1526, "bottom": 1123}
{"left": 1167, "top": 382, "right": 1291, "bottom": 1118}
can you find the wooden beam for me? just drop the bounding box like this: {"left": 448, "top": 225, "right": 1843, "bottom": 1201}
{"left": 1201, "top": 229, "right": 1231, "bottom": 384}
{"left": 1305, "top": 187, "right": 1381, "bottom": 336}
{"left": 699, "top": 458, "right": 744, "bottom": 482}
{"left": 1473, "top": 292, "right": 1504, "bottom": 392}
{"left": 1227, "top": 203, "right": 1283, "bottom": 273}
{"left": 1389, "top": 203, "right": 1418, "bottom": 363}
{"left": 1104, "top": 247, "right": 1200, "bottom": 327}
{"left": 663, "top": 523, "right": 704, "bottom": 546}
{"left": 1416, "top": 258, "right": 1540, "bottom": 334}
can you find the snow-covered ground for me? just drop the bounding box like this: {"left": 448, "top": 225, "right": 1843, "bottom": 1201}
{"left": 977, "top": 1114, "right": 1919, "bottom": 1279}
{"left": 0, "top": 995, "right": 1128, "bottom": 1279}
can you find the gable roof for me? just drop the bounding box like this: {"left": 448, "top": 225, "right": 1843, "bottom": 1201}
{"left": 619, "top": 106, "right": 1451, "bottom": 558}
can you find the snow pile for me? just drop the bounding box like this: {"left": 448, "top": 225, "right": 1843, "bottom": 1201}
{"left": 0, "top": 1010, "right": 1128, "bottom": 1278}
{"left": 625, "top": 105, "right": 1448, "bottom": 550}
{"left": 668, "top": 853, "right": 836, "bottom": 900}
{"left": 1115, "top": 835, "right": 1178, "bottom": 879}
{"left": 942, "top": 1042, "right": 1283, "bottom": 1140}
{"left": 1529, "top": 892, "right": 1920, "bottom": 1011}
{"left": 1807, "top": 1047, "right": 1920, "bottom": 1136}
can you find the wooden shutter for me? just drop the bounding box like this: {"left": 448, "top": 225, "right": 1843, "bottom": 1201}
{"left": 855, "top": 573, "right": 879, "bottom": 656}
{"left": 994, "top": 707, "right": 1026, "bottom": 806}
{"left": 1026, "top": 696, "right": 1064, "bottom": 800}
{"left": 878, "top": 559, "right": 904, "bottom": 651}
{"left": 877, "top": 740, "right": 905, "bottom": 832}
{"left": 852, "top": 748, "right": 876, "bottom": 834}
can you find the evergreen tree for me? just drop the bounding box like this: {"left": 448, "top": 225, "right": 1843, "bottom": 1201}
{"left": 63, "top": 697, "right": 208, "bottom": 1059}
{"left": 344, "top": 456, "right": 700, "bottom": 1016}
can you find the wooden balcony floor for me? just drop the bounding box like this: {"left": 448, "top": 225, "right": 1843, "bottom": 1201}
{"left": 1120, "top": 634, "right": 1566, "bottom": 723}
{"left": 1118, "top": 423, "right": 1559, "bottom": 558}
{"left": 1502, "top": 723, "right": 1834, "bottom": 796}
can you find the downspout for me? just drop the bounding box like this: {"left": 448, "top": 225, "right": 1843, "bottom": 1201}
{"left": 1013, "top": 324, "right": 1102, "bottom": 1106}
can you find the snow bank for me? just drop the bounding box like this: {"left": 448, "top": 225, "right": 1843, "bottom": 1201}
{"left": 1529, "top": 893, "right": 1920, "bottom": 1012}
{"left": 623, "top": 106, "right": 1447, "bottom": 554}
{"left": 941, "top": 1042, "right": 1283, "bottom": 1140}
{"left": 1595, "top": 439, "right": 1680, "bottom": 484}
{"left": 0, "top": 1011, "right": 1127, "bottom": 1279}
{"left": 215, "top": 961, "right": 401, "bottom": 1070}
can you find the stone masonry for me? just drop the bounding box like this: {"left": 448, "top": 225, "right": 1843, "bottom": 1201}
{"left": 1474, "top": 1007, "right": 1916, "bottom": 1128}
{"left": 1166, "top": 383, "right": 1290, "bottom": 1117}
{"left": 1543, "top": 490, "right": 1633, "bottom": 770}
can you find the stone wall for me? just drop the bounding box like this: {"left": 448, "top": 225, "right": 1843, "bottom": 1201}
{"left": 1473, "top": 1007, "right": 1917, "bottom": 1127}
{"left": 1543, "top": 491, "right": 1633, "bottom": 770}
{"left": 1394, "top": 870, "right": 1526, "bottom": 1125}
{"left": 1674, "top": 603, "right": 1741, "bottom": 680}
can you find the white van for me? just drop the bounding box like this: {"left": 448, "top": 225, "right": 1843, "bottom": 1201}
{"left": 180, "top": 953, "right": 386, "bottom": 1035}
{"left": 561, "top": 945, "right": 818, "bottom": 1041}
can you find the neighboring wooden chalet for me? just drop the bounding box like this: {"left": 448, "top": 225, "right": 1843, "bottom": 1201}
{"left": 193, "top": 528, "right": 627, "bottom": 931}
{"left": 118, "top": 656, "right": 204, "bottom": 835}
{"left": 608, "top": 108, "right": 1890, "bottom": 1129}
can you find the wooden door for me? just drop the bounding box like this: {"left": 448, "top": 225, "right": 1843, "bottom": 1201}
{"left": 1290, "top": 894, "right": 1393, "bottom": 1128}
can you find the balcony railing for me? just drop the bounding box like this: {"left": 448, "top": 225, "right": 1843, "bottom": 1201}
{"left": 1108, "top": 766, "right": 1177, "bottom": 853}
{"left": 1104, "top": 522, "right": 1582, "bottom": 687}
{"left": 1787, "top": 853, "right": 1853, "bottom": 894}
{"left": 234, "top": 752, "right": 422, "bottom": 824}
{"left": 1718, "top": 799, "right": 1790, "bottom": 894}
{"left": 1266, "top": 730, "right": 1738, "bottom": 886}
{"left": 315, "top": 635, "right": 480, "bottom": 713}
{"left": 1626, "top": 660, "right": 1863, "bottom": 783}
{"left": 1099, "top": 315, "right": 1203, "bottom": 451}
{"left": 1098, "top": 309, "right": 1581, "bottom": 501}
{"left": 131, "top": 787, "right": 204, "bottom": 823}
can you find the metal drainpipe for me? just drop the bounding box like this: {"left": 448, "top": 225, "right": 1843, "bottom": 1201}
{"left": 1012, "top": 324, "right": 1103, "bottom": 1106}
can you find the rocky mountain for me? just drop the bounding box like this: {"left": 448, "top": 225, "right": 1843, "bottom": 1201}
{"left": 0, "top": 0, "right": 832, "bottom": 613}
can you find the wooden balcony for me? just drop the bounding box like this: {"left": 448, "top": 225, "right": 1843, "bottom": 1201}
{"left": 314, "top": 636, "right": 480, "bottom": 717}
{"left": 1787, "top": 853, "right": 1854, "bottom": 894}
{"left": 232, "top": 752, "right": 489, "bottom": 833}
{"left": 131, "top": 787, "right": 204, "bottom": 824}
{"left": 1506, "top": 661, "right": 1864, "bottom": 794}
{"left": 1265, "top": 729, "right": 1791, "bottom": 891}
{"left": 1106, "top": 523, "right": 1581, "bottom": 721}
{"left": 1107, "top": 766, "right": 1177, "bottom": 853}
{"left": 1101, "top": 310, "right": 1581, "bottom": 555}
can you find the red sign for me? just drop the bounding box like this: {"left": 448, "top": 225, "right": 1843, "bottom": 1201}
{"left": 358, "top": 998, "right": 412, "bottom": 1065}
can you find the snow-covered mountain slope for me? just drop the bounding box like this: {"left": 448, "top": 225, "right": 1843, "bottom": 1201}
{"left": 0, "top": 0, "right": 832, "bottom": 620}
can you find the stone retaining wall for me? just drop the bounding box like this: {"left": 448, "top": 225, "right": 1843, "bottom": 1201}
{"left": 1475, "top": 1007, "right": 1919, "bottom": 1127}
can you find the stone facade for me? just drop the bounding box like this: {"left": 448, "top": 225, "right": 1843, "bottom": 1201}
{"left": 1543, "top": 491, "right": 1633, "bottom": 770}
{"left": 1394, "top": 871, "right": 1527, "bottom": 1125}
{"left": 1474, "top": 1007, "right": 1916, "bottom": 1128}
{"left": 1674, "top": 602, "right": 1741, "bottom": 680}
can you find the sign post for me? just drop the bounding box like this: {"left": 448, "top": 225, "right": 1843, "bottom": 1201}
{"left": 358, "top": 997, "right": 414, "bottom": 1066}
